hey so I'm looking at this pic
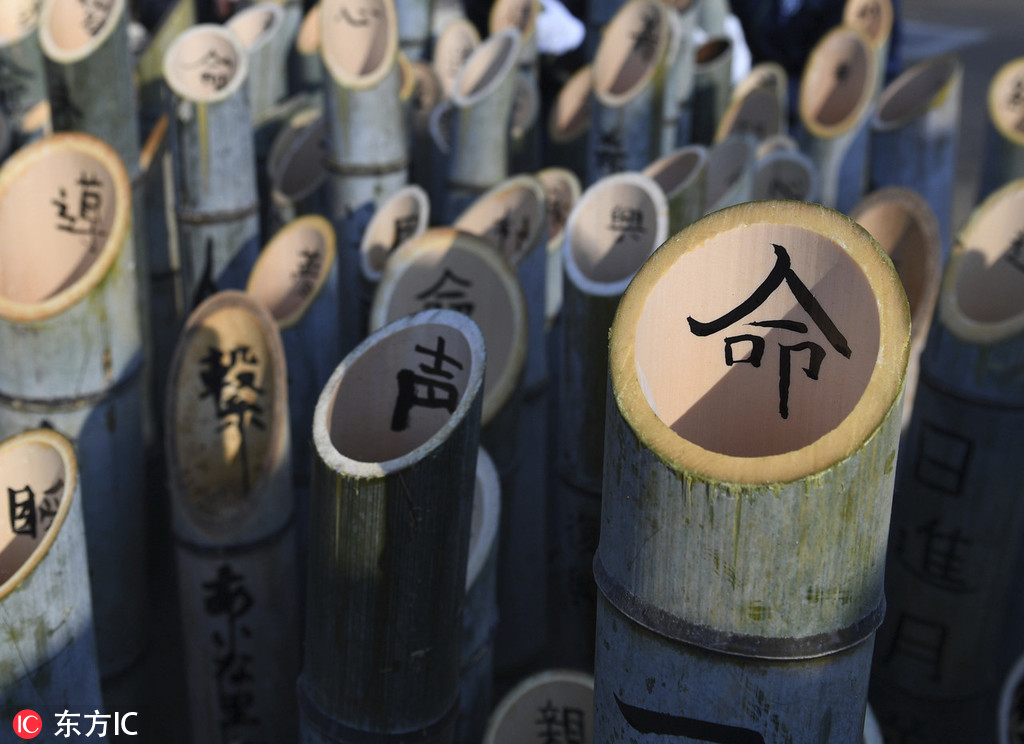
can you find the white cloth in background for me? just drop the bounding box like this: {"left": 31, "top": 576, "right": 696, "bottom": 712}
{"left": 536, "top": 0, "right": 586, "bottom": 56}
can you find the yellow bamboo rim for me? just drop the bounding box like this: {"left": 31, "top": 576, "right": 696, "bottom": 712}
{"left": 398, "top": 51, "right": 416, "bottom": 102}
{"left": 548, "top": 65, "right": 592, "bottom": 143}
{"left": 987, "top": 57, "right": 1024, "bottom": 147}
{"left": 0, "top": 429, "right": 78, "bottom": 600}
{"left": 451, "top": 28, "right": 521, "bottom": 107}
{"left": 39, "top": 0, "right": 125, "bottom": 63}
{"left": 0, "top": 132, "right": 130, "bottom": 323}
{"left": 842, "top": 0, "right": 893, "bottom": 50}
{"left": 163, "top": 23, "right": 250, "bottom": 104}
{"left": 593, "top": 0, "right": 669, "bottom": 108}
{"left": 611, "top": 200, "right": 909, "bottom": 484}
{"left": 320, "top": 0, "right": 398, "bottom": 90}
{"left": 798, "top": 25, "right": 876, "bottom": 139}
{"left": 732, "top": 61, "right": 788, "bottom": 105}
{"left": 873, "top": 53, "right": 961, "bottom": 131}
{"left": 0, "top": 0, "right": 40, "bottom": 44}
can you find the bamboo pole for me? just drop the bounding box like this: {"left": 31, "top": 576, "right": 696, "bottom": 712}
{"left": 426, "top": 99, "right": 454, "bottom": 222}
{"left": 697, "top": 0, "right": 729, "bottom": 35}
{"left": 134, "top": 0, "right": 195, "bottom": 132}
{"left": 546, "top": 64, "right": 592, "bottom": 184}
{"left": 299, "top": 307, "right": 486, "bottom": 744}
{"left": 691, "top": 36, "right": 732, "bottom": 145}
{"left": 164, "top": 24, "right": 261, "bottom": 312}
{"left": 642, "top": 144, "right": 707, "bottom": 233}
{"left": 268, "top": 105, "right": 328, "bottom": 231}
{"left": 536, "top": 167, "right": 582, "bottom": 326}
{"left": 0, "top": 428, "right": 103, "bottom": 714}
{"left": 294, "top": 2, "right": 323, "bottom": 92}
{"left": 228, "top": 3, "right": 292, "bottom": 123}
{"left": 432, "top": 17, "right": 479, "bottom": 100}
{"left": 732, "top": 61, "right": 788, "bottom": 135}
{"left": 842, "top": 0, "right": 893, "bottom": 95}
{"left": 752, "top": 147, "right": 820, "bottom": 202}
{"left": 849, "top": 187, "right": 941, "bottom": 431}
{"left": 715, "top": 87, "right": 783, "bottom": 144}
{"left": 703, "top": 133, "right": 755, "bottom": 213}
{"left": 509, "top": 74, "right": 541, "bottom": 175}
{"left": 0, "top": 133, "right": 147, "bottom": 681}
{"left": 265, "top": 0, "right": 306, "bottom": 97}
{"left": 396, "top": 0, "right": 433, "bottom": 61}
{"left": 587, "top": 0, "right": 670, "bottom": 186}
{"left": 483, "top": 670, "right": 595, "bottom": 744}
{"left": 553, "top": 172, "right": 668, "bottom": 671}
{"left": 870, "top": 53, "right": 962, "bottom": 261}
{"left": 869, "top": 179, "right": 1024, "bottom": 742}
{"left": 0, "top": 1, "right": 46, "bottom": 126}
{"left": 166, "top": 290, "right": 299, "bottom": 744}
{"left": 445, "top": 28, "right": 521, "bottom": 222}
{"left": 757, "top": 132, "right": 800, "bottom": 158}
{"left": 660, "top": 0, "right": 699, "bottom": 154}
{"left": 408, "top": 61, "right": 441, "bottom": 190}
{"left": 595, "top": 200, "right": 910, "bottom": 742}
{"left": 980, "top": 57, "right": 1024, "bottom": 200}
{"left": 1000, "top": 653, "right": 1024, "bottom": 744}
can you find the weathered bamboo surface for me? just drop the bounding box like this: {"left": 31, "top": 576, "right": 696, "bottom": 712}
{"left": 691, "top": 36, "right": 732, "bottom": 145}
{"left": 596, "top": 200, "right": 909, "bottom": 742}
{"left": 167, "top": 290, "right": 299, "bottom": 744}
{"left": 0, "top": 1, "right": 47, "bottom": 127}
{"left": 299, "top": 308, "right": 485, "bottom": 743}
{"left": 0, "top": 428, "right": 103, "bottom": 713}
{"left": 980, "top": 57, "right": 1024, "bottom": 200}
{"left": 870, "top": 179, "right": 1024, "bottom": 742}
{"left": 228, "top": 3, "right": 292, "bottom": 123}
{"left": 752, "top": 147, "right": 820, "bottom": 202}
{"left": 484, "top": 670, "right": 595, "bottom": 744}
{"left": 643, "top": 144, "right": 707, "bottom": 233}
{"left": 547, "top": 64, "right": 592, "bottom": 183}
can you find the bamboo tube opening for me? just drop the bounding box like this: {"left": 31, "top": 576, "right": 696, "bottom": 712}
{"left": 843, "top": 0, "right": 893, "bottom": 48}
{"left": 371, "top": 228, "right": 527, "bottom": 425}
{"left": 483, "top": 670, "right": 594, "bottom": 744}
{"left": 0, "top": 1, "right": 39, "bottom": 43}
{"left": 756, "top": 133, "right": 799, "bottom": 158}
{"left": 799, "top": 27, "right": 875, "bottom": 136}
{"left": 696, "top": 37, "right": 730, "bottom": 66}
{"left": 0, "top": 132, "right": 128, "bottom": 322}
{"left": 0, "top": 430, "right": 76, "bottom": 596}
{"left": 733, "top": 61, "right": 787, "bottom": 103}
{"left": 296, "top": 2, "right": 320, "bottom": 56}
{"left": 752, "top": 150, "right": 817, "bottom": 201}
{"left": 945, "top": 180, "right": 1024, "bottom": 332}
{"left": 267, "top": 104, "right": 322, "bottom": 183}
{"left": 614, "top": 201, "right": 908, "bottom": 481}
{"left": 429, "top": 100, "right": 454, "bottom": 154}
{"left": 320, "top": 0, "right": 396, "bottom": 87}
{"left": 489, "top": 0, "right": 537, "bottom": 41}
{"left": 452, "top": 28, "right": 520, "bottom": 106}
{"left": 537, "top": 167, "right": 580, "bottom": 247}
{"left": 163, "top": 24, "right": 248, "bottom": 102}
{"left": 593, "top": 1, "right": 669, "bottom": 105}
{"left": 227, "top": 3, "right": 285, "bottom": 50}
{"left": 716, "top": 88, "right": 781, "bottom": 143}
{"left": 987, "top": 57, "right": 1024, "bottom": 145}
{"left": 510, "top": 75, "right": 538, "bottom": 138}
{"left": 247, "top": 215, "right": 336, "bottom": 328}
{"left": 467, "top": 447, "right": 500, "bottom": 591}
{"left": 644, "top": 145, "right": 707, "bottom": 200}
{"left": 39, "top": 0, "right": 120, "bottom": 59}
{"left": 705, "top": 135, "right": 754, "bottom": 208}
{"left": 410, "top": 61, "right": 441, "bottom": 116}
{"left": 272, "top": 113, "right": 327, "bottom": 202}
{"left": 321, "top": 312, "right": 484, "bottom": 465}
{"left": 433, "top": 18, "right": 480, "bottom": 98}
{"left": 167, "top": 292, "right": 287, "bottom": 526}
{"left": 359, "top": 184, "right": 430, "bottom": 280}
{"left": 548, "top": 65, "right": 592, "bottom": 143}
{"left": 454, "top": 175, "right": 545, "bottom": 266}
{"left": 874, "top": 54, "right": 960, "bottom": 130}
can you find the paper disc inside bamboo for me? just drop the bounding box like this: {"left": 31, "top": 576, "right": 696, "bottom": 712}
{"left": 842, "top": 0, "right": 893, "bottom": 49}
{"left": 705, "top": 135, "right": 753, "bottom": 208}
{"left": 467, "top": 446, "right": 500, "bottom": 591}
{"left": 248, "top": 216, "right": 336, "bottom": 328}
{"left": 537, "top": 168, "right": 580, "bottom": 248}
{"left": 371, "top": 228, "right": 527, "bottom": 425}
{"left": 643, "top": 145, "right": 706, "bottom": 199}
{"left": 272, "top": 113, "right": 328, "bottom": 203}
{"left": 454, "top": 175, "right": 545, "bottom": 267}
{"left": 0, "top": 0, "right": 39, "bottom": 43}
{"left": 716, "top": 88, "right": 781, "bottom": 143}
{"left": 799, "top": 27, "right": 874, "bottom": 136}
{"left": 452, "top": 28, "right": 520, "bottom": 106}
{"left": 359, "top": 184, "right": 430, "bottom": 280}
{"left": 617, "top": 201, "right": 907, "bottom": 481}
{"left": 874, "top": 54, "right": 960, "bottom": 130}
{"left": 593, "top": 1, "right": 668, "bottom": 106}
{"left": 752, "top": 150, "right": 816, "bottom": 201}
{"left": 163, "top": 24, "right": 248, "bottom": 102}
{"left": 433, "top": 18, "right": 480, "bottom": 98}
{"left": 320, "top": 0, "right": 396, "bottom": 87}
{"left": 0, "top": 430, "right": 75, "bottom": 593}
{"left": 987, "top": 57, "right": 1024, "bottom": 145}
{"left": 483, "top": 670, "right": 595, "bottom": 744}
{"left": 40, "top": 0, "right": 119, "bottom": 57}
{"left": 228, "top": 3, "right": 285, "bottom": 50}
{"left": 548, "top": 65, "right": 592, "bottom": 143}
{"left": 297, "top": 2, "right": 320, "bottom": 56}
{"left": 0, "top": 132, "right": 128, "bottom": 321}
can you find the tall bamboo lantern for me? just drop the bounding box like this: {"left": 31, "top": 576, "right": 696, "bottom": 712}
{"left": 432, "top": 17, "right": 479, "bottom": 100}
{"left": 587, "top": 0, "right": 670, "bottom": 186}
{"left": 294, "top": 2, "right": 323, "bottom": 92}
{"left": 660, "top": 0, "right": 699, "bottom": 154}
{"left": 732, "top": 61, "right": 789, "bottom": 135}
{"left": 980, "top": 58, "right": 1024, "bottom": 200}
{"left": 703, "top": 134, "right": 755, "bottom": 213}
{"left": 842, "top": 0, "right": 893, "bottom": 96}
{"left": 396, "top": 0, "right": 432, "bottom": 61}
{"left": 752, "top": 147, "right": 820, "bottom": 202}
{"left": 797, "top": 25, "right": 876, "bottom": 213}
{"left": 228, "top": 3, "right": 292, "bottom": 123}
{"left": 642, "top": 144, "right": 707, "bottom": 234}
{"left": 595, "top": 200, "right": 909, "bottom": 742}
{"left": 554, "top": 172, "right": 668, "bottom": 671}
{"left": 166, "top": 290, "right": 299, "bottom": 744}
{"left": 536, "top": 167, "right": 582, "bottom": 327}
{"left": 0, "top": 133, "right": 147, "bottom": 681}
{"left": 0, "top": 1, "right": 46, "bottom": 128}
{"left": 484, "top": 670, "right": 595, "bottom": 744}
{"left": 299, "top": 308, "right": 485, "bottom": 744}
{"left": 870, "top": 54, "right": 962, "bottom": 260}
{"left": 849, "top": 187, "right": 941, "bottom": 431}
{"left": 164, "top": 24, "right": 261, "bottom": 312}
{"left": 691, "top": 36, "right": 732, "bottom": 145}
{"left": 870, "top": 179, "right": 1024, "bottom": 742}
{"left": 547, "top": 65, "right": 592, "bottom": 183}
{"left": 0, "top": 429, "right": 103, "bottom": 714}
{"left": 268, "top": 106, "right": 328, "bottom": 231}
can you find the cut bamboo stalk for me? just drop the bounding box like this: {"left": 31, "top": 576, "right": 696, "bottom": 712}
{"left": 587, "top": 0, "right": 670, "bottom": 186}
{"left": 167, "top": 290, "right": 299, "bottom": 744}
{"left": 849, "top": 187, "right": 941, "bottom": 431}
{"left": 265, "top": 0, "right": 305, "bottom": 96}
{"left": 432, "top": 16, "right": 479, "bottom": 100}
{"left": 408, "top": 61, "right": 441, "bottom": 190}
{"left": 445, "top": 28, "right": 521, "bottom": 222}
{"left": 293, "top": 2, "right": 323, "bottom": 92}
{"left": 457, "top": 445, "right": 502, "bottom": 744}
{"left": 536, "top": 166, "right": 582, "bottom": 325}
{"left": 732, "top": 61, "right": 789, "bottom": 135}
{"left": 490, "top": 0, "right": 538, "bottom": 72}
{"left": 430, "top": 0, "right": 465, "bottom": 35}
{"left": 266, "top": 96, "right": 322, "bottom": 185}
{"left": 870, "top": 54, "right": 962, "bottom": 261}
{"left": 752, "top": 147, "right": 820, "bottom": 203}
{"left": 660, "top": 0, "right": 699, "bottom": 154}
{"left": 426, "top": 99, "right": 454, "bottom": 221}
{"left": 842, "top": 0, "right": 893, "bottom": 95}
{"left": 595, "top": 200, "right": 910, "bottom": 742}
{"left": 546, "top": 64, "right": 592, "bottom": 184}
{"left": 797, "top": 25, "right": 876, "bottom": 213}
{"left": 299, "top": 307, "right": 485, "bottom": 743}
{"left": 483, "top": 670, "right": 595, "bottom": 744}
{"left": 396, "top": 0, "right": 432, "bottom": 61}
{"left": 757, "top": 132, "right": 800, "bottom": 158}
{"left": 691, "top": 36, "right": 732, "bottom": 145}
{"left": 980, "top": 57, "right": 1024, "bottom": 200}
{"left": 509, "top": 73, "right": 541, "bottom": 175}
{"left": 703, "top": 133, "right": 755, "bottom": 213}
{"left": 642, "top": 144, "right": 707, "bottom": 233}
{"left": 869, "top": 178, "right": 1024, "bottom": 742}
{"left": 0, "top": 1, "right": 47, "bottom": 125}
{"left": 12, "top": 97, "right": 50, "bottom": 148}
{"left": 697, "top": 0, "right": 729, "bottom": 35}
{"left": 228, "top": 3, "right": 292, "bottom": 122}
{"left": 134, "top": 0, "right": 196, "bottom": 132}
{"left": 0, "top": 133, "right": 147, "bottom": 682}
{"left": 269, "top": 105, "right": 328, "bottom": 231}
{"left": 554, "top": 172, "right": 668, "bottom": 670}
{"left": 164, "top": 24, "right": 261, "bottom": 312}
{"left": 999, "top": 653, "right": 1024, "bottom": 744}
{"left": 714, "top": 87, "right": 782, "bottom": 144}
{"left": 0, "top": 428, "right": 103, "bottom": 714}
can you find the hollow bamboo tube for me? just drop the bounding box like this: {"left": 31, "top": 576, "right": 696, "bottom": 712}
{"left": 643, "top": 144, "right": 707, "bottom": 233}
{"left": 536, "top": 167, "right": 581, "bottom": 325}
{"left": 691, "top": 36, "right": 732, "bottom": 145}
{"left": 483, "top": 670, "right": 595, "bottom": 744}
{"left": 980, "top": 58, "right": 1024, "bottom": 200}
{"left": 228, "top": 3, "right": 292, "bottom": 123}
{"left": 293, "top": 2, "right": 323, "bottom": 92}
{"left": 546, "top": 65, "right": 592, "bottom": 184}
{"left": 445, "top": 28, "right": 521, "bottom": 222}
{"left": 553, "top": 173, "right": 668, "bottom": 670}
{"left": 135, "top": 0, "right": 195, "bottom": 132}
{"left": 999, "top": 654, "right": 1024, "bottom": 744}
{"left": 299, "top": 308, "right": 485, "bottom": 744}
{"left": 715, "top": 87, "right": 783, "bottom": 144}
{"left": 509, "top": 74, "right": 541, "bottom": 175}
{"left": 408, "top": 61, "right": 441, "bottom": 190}
{"left": 490, "top": 0, "right": 538, "bottom": 71}
{"left": 757, "top": 132, "right": 800, "bottom": 158}
{"left": 393, "top": 0, "right": 431, "bottom": 62}
{"left": 426, "top": 99, "right": 454, "bottom": 220}
{"left": 166, "top": 290, "right": 298, "bottom": 744}
{"left": 0, "top": 429, "right": 103, "bottom": 714}
{"left": 587, "top": 0, "right": 670, "bottom": 186}
{"left": 660, "top": 0, "right": 699, "bottom": 154}
{"left": 752, "top": 147, "right": 820, "bottom": 202}
{"left": 842, "top": 0, "right": 893, "bottom": 95}
{"left": 457, "top": 445, "right": 502, "bottom": 744}
{"left": 595, "top": 200, "right": 910, "bottom": 742}
{"left": 0, "top": 134, "right": 148, "bottom": 682}
{"left": 870, "top": 54, "right": 962, "bottom": 260}
{"left": 732, "top": 61, "right": 789, "bottom": 135}
{"left": 869, "top": 179, "right": 1024, "bottom": 742}
{"left": 703, "top": 133, "right": 755, "bottom": 213}
{"left": 697, "top": 0, "right": 728, "bottom": 35}
{"left": 849, "top": 187, "right": 941, "bottom": 431}
{"left": 797, "top": 25, "right": 876, "bottom": 213}
{"left": 264, "top": 0, "right": 305, "bottom": 94}
{"left": 164, "top": 24, "right": 261, "bottom": 312}
{"left": 268, "top": 105, "right": 328, "bottom": 231}
{"left": 0, "top": 1, "right": 47, "bottom": 125}
{"left": 432, "top": 16, "right": 479, "bottom": 100}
